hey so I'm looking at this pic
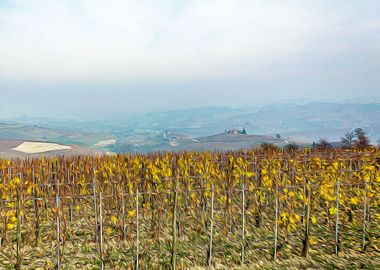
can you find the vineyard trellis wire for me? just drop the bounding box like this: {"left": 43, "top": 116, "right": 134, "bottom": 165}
{"left": 0, "top": 148, "right": 379, "bottom": 269}
{"left": 0, "top": 183, "right": 378, "bottom": 268}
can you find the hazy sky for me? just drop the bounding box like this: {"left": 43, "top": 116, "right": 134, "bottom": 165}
{"left": 0, "top": 0, "right": 379, "bottom": 118}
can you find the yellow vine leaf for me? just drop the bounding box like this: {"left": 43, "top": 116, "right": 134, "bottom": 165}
{"left": 128, "top": 210, "right": 136, "bottom": 218}
{"left": 111, "top": 215, "right": 118, "bottom": 225}
{"left": 311, "top": 216, "right": 317, "bottom": 225}
{"left": 350, "top": 197, "right": 359, "bottom": 205}
{"left": 105, "top": 227, "right": 112, "bottom": 235}
{"left": 329, "top": 207, "right": 338, "bottom": 215}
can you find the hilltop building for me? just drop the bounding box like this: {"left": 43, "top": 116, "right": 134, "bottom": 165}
{"left": 225, "top": 128, "right": 247, "bottom": 135}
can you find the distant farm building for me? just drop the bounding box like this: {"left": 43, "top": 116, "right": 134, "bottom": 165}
{"left": 225, "top": 128, "right": 247, "bottom": 135}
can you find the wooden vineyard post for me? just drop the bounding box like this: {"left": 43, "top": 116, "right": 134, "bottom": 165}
{"left": 302, "top": 185, "right": 306, "bottom": 224}
{"left": 93, "top": 169, "right": 98, "bottom": 244}
{"left": 15, "top": 188, "right": 22, "bottom": 270}
{"left": 19, "top": 172, "right": 24, "bottom": 226}
{"left": 56, "top": 183, "right": 61, "bottom": 269}
{"left": 200, "top": 176, "right": 206, "bottom": 220}
{"left": 348, "top": 159, "right": 354, "bottom": 223}
{"left": 241, "top": 184, "right": 245, "bottom": 265}
{"left": 208, "top": 185, "right": 214, "bottom": 267}
{"left": 302, "top": 182, "right": 311, "bottom": 258}
{"left": 171, "top": 178, "right": 179, "bottom": 270}
{"left": 32, "top": 166, "right": 40, "bottom": 246}
{"left": 122, "top": 192, "right": 126, "bottom": 241}
{"left": 273, "top": 185, "right": 279, "bottom": 261}
{"left": 335, "top": 178, "right": 340, "bottom": 255}
{"left": 362, "top": 179, "right": 367, "bottom": 251}
{"left": 254, "top": 158, "right": 262, "bottom": 228}
{"left": 99, "top": 192, "right": 105, "bottom": 270}
{"left": 68, "top": 168, "right": 73, "bottom": 222}
{"left": 136, "top": 189, "right": 140, "bottom": 270}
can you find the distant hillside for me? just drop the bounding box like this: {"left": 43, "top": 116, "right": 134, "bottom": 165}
{"left": 0, "top": 123, "right": 113, "bottom": 147}
{"left": 110, "top": 131, "right": 289, "bottom": 153}
{"left": 0, "top": 123, "right": 115, "bottom": 157}
{"left": 0, "top": 139, "right": 104, "bottom": 158}
{"left": 177, "top": 133, "right": 287, "bottom": 152}
{"left": 1, "top": 102, "right": 379, "bottom": 155}
{"left": 119, "top": 103, "right": 380, "bottom": 142}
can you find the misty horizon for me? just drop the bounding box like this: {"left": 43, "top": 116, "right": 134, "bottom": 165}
{"left": 0, "top": 88, "right": 379, "bottom": 120}
{"left": 0, "top": 0, "right": 379, "bottom": 120}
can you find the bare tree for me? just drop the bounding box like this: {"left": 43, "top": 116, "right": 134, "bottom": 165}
{"left": 354, "top": 135, "right": 371, "bottom": 149}
{"left": 354, "top": 128, "right": 366, "bottom": 138}
{"left": 339, "top": 127, "right": 371, "bottom": 149}
{"left": 316, "top": 138, "right": 332, "bottom": 149}
{"left": 341, "top": 131, "right": 355, "bottom": 148}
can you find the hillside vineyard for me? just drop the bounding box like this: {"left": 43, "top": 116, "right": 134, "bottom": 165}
{"left": 0, "top": 148, "right": 379, "bottom": 269}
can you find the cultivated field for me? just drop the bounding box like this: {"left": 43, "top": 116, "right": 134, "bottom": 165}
{"left": 12, "top": 142, "right": 72, "bottom": 154}
{"left": 0, "top": 147, "right": 379, "bottom": 269}
{"left": 0, "top": 140, "right": 103, "bottom": 159}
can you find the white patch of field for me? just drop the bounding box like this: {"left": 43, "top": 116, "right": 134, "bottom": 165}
{"left": 95, "top": 139, "right": 116, "bottom": 147}
{"left": 12, "top": 142, "right": 71, "bottom": 154}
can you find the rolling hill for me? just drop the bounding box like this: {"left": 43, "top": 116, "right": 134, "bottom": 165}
{"left": 1, "top": 102, "right": 379, "bottom": 156}
{"left": 109, "top": 131, "right": 290, "bottom": 153}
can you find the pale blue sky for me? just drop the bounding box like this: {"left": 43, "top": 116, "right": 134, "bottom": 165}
{"left": 0, "top": 0, "right": 379, "bottom": 118}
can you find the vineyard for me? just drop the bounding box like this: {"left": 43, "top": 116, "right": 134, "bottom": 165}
{"left": 0, "top": 147, "right": 379, "bottom": 269}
